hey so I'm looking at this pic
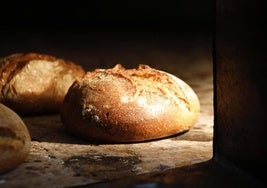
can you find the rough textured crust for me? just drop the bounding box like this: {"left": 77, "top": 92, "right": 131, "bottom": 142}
{"left": 0, "top": 53, "right": 85, "bottom": 115}
{"left": 61, "top": 64, "right": 200, "bottom": 143}
{"left": 0, "top": 103, "right": 31, "bottom": 174}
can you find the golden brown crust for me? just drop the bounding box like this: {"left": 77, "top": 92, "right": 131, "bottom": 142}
{"left": 0, "top": 103, "right": 31, "bottom": 174}
{"left": 0, "top": 53, "right": 85, "bottom": 115}
{"left": 61, "top": 64, "right": 200, "bottom": 143}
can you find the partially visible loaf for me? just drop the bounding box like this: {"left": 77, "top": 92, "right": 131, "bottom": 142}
{"left": 0, "top": 53, "right": 85, "bottom": 115}
{"left": 61, "top": 64, "right": 200, "bottom": 143}
{"left": 0, "top": 103, "right": 31, "bottom": 174}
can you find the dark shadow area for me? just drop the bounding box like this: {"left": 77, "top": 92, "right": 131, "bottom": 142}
{"left": 0, "top": 1, "right": 212, "bottom": 31}
{"left": 0, "top": 0, "right": 212, "bottom": 60}
{"left": 22, "top": 113, "right": 200, "bottom": 145}
{"left": 76, "top": 159, "right": 265, "bottom": 188}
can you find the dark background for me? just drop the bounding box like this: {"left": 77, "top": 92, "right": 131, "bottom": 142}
{"left": 0, "top": 0, "right": 213, "bottom": 71}
{"left": 0, "top": 0, "right": 213, "bottom": 31}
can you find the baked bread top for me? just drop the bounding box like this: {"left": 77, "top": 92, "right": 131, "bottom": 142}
{"left": 0, "top": 53, "right": 85, "bottom": 115}
{"left": 61, "top": 64, "right": 200, "bottom": 143}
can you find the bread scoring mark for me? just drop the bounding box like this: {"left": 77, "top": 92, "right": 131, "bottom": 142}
{"left": 108, "top": 64, "right": 191, "bottom": 111}
{"left": 167, "top": 73, "right": 192, "bottom": 111}
{"left": 4, "top": 84, "right": 17, "bottom": 100}
{"left": 87, "top": 65, "right": 194, "bottom": 122}
{"left": 0, "top": 137, "right": 25, "bottom": 151}
{"left": 0, "top": 127, "right": 17, "bottom": 139}
{"left": 0, "top": 57, "right": 29, "bottom": 100}
{"left": 0, "top": 127, "right": 26, "bottom": 150}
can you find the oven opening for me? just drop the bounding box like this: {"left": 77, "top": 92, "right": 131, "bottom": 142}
{"left": 0, "top": 30, "right": 214, "bottom": 186}
{"left": 0, "top": 1, "right": 214, "bottom": 187}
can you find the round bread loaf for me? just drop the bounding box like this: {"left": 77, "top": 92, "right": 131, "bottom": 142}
{"left": 0, "top": 53, "right": 85, "bottom": 115}
{"left": 0, "top": 103, "right": 31, "bottom": 174}
{"left": 61, "top": 64, "right": 200, "bottom": 143}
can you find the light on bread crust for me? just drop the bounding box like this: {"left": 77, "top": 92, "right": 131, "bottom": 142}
{"left": 0, "top": 53, "right": 85, "bottom": 115}
{"left": 61, "top": 64, "right": 200, "bottom": 143}
{"left": 0, "top": 103, "right": 31, "bottom": 174}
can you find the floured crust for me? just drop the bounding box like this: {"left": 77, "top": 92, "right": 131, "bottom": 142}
{"left": 0, "top": 103, "right": 31, "bottom": 174}
{"left": 0, "top": 53, "right": 85, "bottom": 115}
{"left": 61, "top": 64, "right": 200, "bottom": 143}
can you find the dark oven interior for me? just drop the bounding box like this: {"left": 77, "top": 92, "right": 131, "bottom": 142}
{"left": 0, "top": 1, "right": 266, "bottom": 187}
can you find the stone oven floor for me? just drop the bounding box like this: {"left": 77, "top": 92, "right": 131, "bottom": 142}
{"left": 0, "top": 30, "right": 214, "bottom": 187}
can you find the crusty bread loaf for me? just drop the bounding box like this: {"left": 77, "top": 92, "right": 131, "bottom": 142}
{"left": 0, "top": 53, "right": 85, "bottom": 115}
{"left": 61, "top": 64, "right": 200, "bottom": 143}
{"left": 0, "top": 103, "right": 31, "bottom": 174}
